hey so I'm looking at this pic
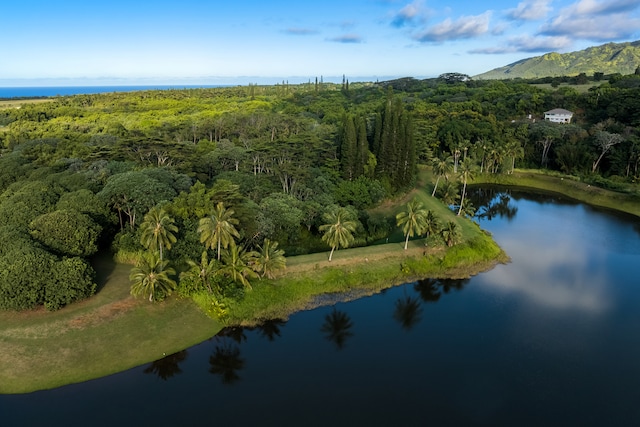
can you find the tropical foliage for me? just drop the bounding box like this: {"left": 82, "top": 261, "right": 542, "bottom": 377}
{"left": 1, "top": 67, "right": 639, "bottom": 311}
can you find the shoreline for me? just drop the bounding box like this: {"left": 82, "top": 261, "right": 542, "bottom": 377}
{"left": 1, "top": 170, "right": 636, "bottom": 394}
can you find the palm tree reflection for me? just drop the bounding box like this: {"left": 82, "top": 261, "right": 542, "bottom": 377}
{"left": 143, "top": 350, "right": 187, "bottom": 380}
{"left": 414, "top": 279, "right": 442, "bottom": 303}
{"left": 393, "top": 293, "right": 423, "bottom": 331}
{"left": 209, "top": 340, "right": 245, "bottom": 385}
{"left": 321, "top": 308, "right": 354, "bottom": 350}
{"left": 255, "top": 318, "right": 286, "bottom": 342}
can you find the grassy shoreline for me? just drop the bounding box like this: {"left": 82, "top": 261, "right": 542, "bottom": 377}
{"left": 2, "top": 170, "right": 635, "bottom": 394}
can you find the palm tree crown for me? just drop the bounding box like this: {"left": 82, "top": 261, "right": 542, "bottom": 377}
{"left": 319, "top": 207, "right": 357, "bottom": 261}
{"left": 130, "top": 252, "right": 176, "bottom": 302}
{"left": 198, "top": 202, "right": 240, "bottom": 260}
{"left": 254, "top": 239, "right": 286, "bottom": 279}
{"left": 139, "top": 206, "right": 178, "bottom": 261}
{"left": 396, "top": 198, "right": 428, "bottom": 250}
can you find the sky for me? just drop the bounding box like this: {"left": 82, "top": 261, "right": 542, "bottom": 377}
{"left": 2, "top": 0, "right": 639, "bottom": 86}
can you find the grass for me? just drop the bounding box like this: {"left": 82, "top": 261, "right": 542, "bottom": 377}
{"left": 0, "top": 255, "right": 222, "bottom": 394}
{"left": 0, "top": 98, "right": 53, "bottom": 110}
{"left": 7, "top": 166, "right": 632, "bottom": 394}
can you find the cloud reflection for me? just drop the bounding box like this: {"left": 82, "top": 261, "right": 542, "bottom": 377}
{"left": 482, "top": 231, "right": 612, "bottom": 314}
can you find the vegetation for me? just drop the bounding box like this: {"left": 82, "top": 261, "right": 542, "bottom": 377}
{"left": 0, "top": 66, "right": 639, "bottom": 393}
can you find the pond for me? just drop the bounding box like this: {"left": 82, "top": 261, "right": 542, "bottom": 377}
{"left": 2, "top": 188, "right": 640, "bottom": 426}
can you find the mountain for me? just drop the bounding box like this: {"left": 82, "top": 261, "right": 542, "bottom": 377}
{"left": 474, "top": 40, "right": 640, "bottom": 80}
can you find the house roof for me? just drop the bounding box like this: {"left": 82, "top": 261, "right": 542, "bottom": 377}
{"left": 544, "top": 108, "right": 573, "bottom": 115}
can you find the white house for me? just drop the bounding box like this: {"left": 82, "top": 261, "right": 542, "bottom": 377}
{"left": 544, "top": 108, "right": 573, "bottom": 124}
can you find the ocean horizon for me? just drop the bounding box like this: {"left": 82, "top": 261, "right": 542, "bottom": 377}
{"left": 0, "top": 84, "right": 231, "bottom": 99}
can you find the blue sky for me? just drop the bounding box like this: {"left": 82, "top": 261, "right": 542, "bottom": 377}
{"left": 2, "top": 0, "right": 639, "bottom": 86}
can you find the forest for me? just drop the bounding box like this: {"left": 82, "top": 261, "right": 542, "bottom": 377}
{"left": 0, "top": 72, "right": 638, "bottom": 313}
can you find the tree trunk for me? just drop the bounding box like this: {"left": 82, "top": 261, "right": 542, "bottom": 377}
{"left": 431, "top": 176, "right": 440, "bottom": 197}
{"left": 329, "top": 246, "right": 335, "bottom": 261}
{"left": 458, "top": 180, "right": 467, "bottom": 216}
{"left": 404, "top": 232, "right": 410, "bottom": 250}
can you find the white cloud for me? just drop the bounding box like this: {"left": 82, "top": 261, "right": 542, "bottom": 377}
{"left": 506, "top": 0, "right": 553, "bottom": 21}
{"left": 414, "top": 11, "right": 492, "bottom": 42}
{"left": 540, "top": 0, "right": 640, "bottom": 40}
{"left": 470, "top": 35, "right": 572, "bottom": 54}
{"left": 391, "top": 0, "right": 429, "bottom": 27}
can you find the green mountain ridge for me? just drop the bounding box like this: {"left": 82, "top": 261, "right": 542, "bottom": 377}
{"left": 475, "top": 40, "right": 640, "bottom": 80}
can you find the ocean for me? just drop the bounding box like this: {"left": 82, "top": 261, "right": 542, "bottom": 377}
{"left": 0, "top": 85, "right": 228, "bottom": 99}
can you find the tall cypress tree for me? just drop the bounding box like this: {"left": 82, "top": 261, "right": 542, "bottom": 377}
{"left": 339, "top": 114, "right": 357, "bottom": 180}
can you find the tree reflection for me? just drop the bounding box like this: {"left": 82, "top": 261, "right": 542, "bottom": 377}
{"left": 217, "top": 326, "right": 247, "bottom": 344}
{"left": 414, "top": 279, "right": 442, "bottom": 303}
{"left": 209, "top": 340, "right": 245, "bottom": 385}
{"left": 321, "top": 308, "right": 354, "bottom": 350}
{"left": 475, "top": 192, "right": 518, "bottom": 222}
{"left": 143, "top": 350, "right": 187, "bottom": 380}
{"left": 440, "top": 278, "right": 470, "bottom": 294}
{"left": 393, "top": 293, "right": 423, "bottom": 331}
{"left": 255, "top": 318, "right": 286, "bottom": 342}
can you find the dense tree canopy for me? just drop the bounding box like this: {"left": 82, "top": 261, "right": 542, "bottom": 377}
{"left": 1, "top": 71, "right": 638, "bottom": 310}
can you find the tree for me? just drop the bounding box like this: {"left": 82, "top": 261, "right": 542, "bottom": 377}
{"left": 180, "top": 250, "right": 219, "bottom": 294}
{"left": 431, "top": 155, "right": 453, "bottom": 197}
{"left": 396, "top": 198, "right": 428, "bottom": 250}
{"left": 198, "top": 202, "right": 240, "bottom": 261}
{"left": 129, "top": 253, "right": 177, "bottom": 302}
{"left": 139, "top": 206, "right": 178, "bottom": 262}
{"left": 592, "top": 130, "right": 624, "bottom": 173}
{"left": 423, "top": 210, "right": 439, "bottom": 240}
{"left": 218, "top": 245, "right": 258, "bottom": 289}
{"left": 253, "top": 239, "right": 286, "bottom": 279}
{"left": 440, "top": 221, "right": 461, "bottom": 247}
{"left": 457, "top": 159, "right": 476, "bottom": 216}
{"left": 98, "top": 171, "right": 176, "bottom": 230}
{"left": 29, "top": 210, "right": 102, "bottom": 257}
{"left": 319, "top": 207, "right": 357, "bottom": 261}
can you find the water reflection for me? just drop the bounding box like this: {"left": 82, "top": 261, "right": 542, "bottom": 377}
{"left": 255, "top": 318, "right": 286, "bottom": 342}
{"left": 320, "top": 308, "right": 354, "bottom": 350}
{"left": 209, "top": 339, "right": 245, "bottom": 385}
{"left": 474, "top": 188, "right": 612, "bottom": 313}
{"left": 393, "top": 293, "right": 423, "bottom": 331}
{"left": 143, "top": 350, "right": 188, "bottom": 381}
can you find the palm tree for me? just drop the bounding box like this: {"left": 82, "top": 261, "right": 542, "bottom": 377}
{"left": 139, "top": 206, "right": 178, "bottom": 261}
{"left": 431, "top": 155, "right": 453, "bottom": 197}
{"left": 504, "top": 139, "right": 524, "bottom": 174}
{"left": 440, "top": 221, "right": 461, "bottom": 247}
{"left": 130, "top": 252, "right": 176, "bottom": 302}
{"left": 253, "top": 238, "right": 286, "bottom": 279}
{"left": 218, "top": 245, "right": 258, "bottom": 289}
{"left": 457, "top": 159, "right": 476, "bottom": 216}
{"left": 396, "top": 198, "right": 428, "bottom": 250}
{"left": 198, "top": 202, "right": 240, "bottom": 261}
{"left": 319, "top": 207, "right": 357, "bottom": 261}
{"left": 439, "top": 181, "right": 459, "bottom": 206}
{"left": 423, "top": 210, "right": 439, "bottom": 240}
{"left": 181, "top": 250, "right": 218, "bottom": 293}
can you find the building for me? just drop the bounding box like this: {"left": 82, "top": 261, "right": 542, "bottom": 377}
{"left": 544, "top": 108, "right": 573, "bottom": 124}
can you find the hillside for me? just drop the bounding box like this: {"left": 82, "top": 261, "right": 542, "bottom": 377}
{"left": 475, "top": 40, "right": 640, "bottom": 80}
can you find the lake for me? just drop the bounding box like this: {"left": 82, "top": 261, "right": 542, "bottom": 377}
{"left": 1, "top": 188, "right": 639, "bottom": 426}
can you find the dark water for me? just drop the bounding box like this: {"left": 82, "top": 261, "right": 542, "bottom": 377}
{"left": 0, "top": 85, "right": 227, "bottom": 98}
{"left": 1, "top": 189, "right": 640, "bottom": 426}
